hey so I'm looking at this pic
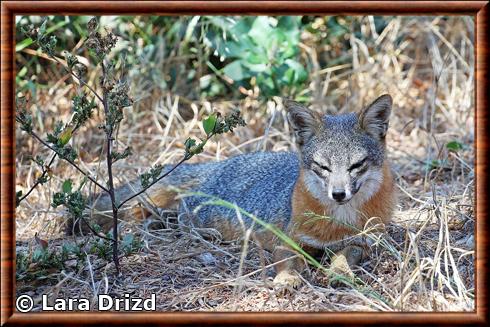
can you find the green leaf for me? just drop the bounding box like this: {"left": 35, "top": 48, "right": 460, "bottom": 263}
{"left": 243, "top": 62, "right": 268, "bottom": 73}
{"left": 62, "top": 179, "right": 73, "bottom": 194}
{"left": 52, "top": 192, "right": 66, "bottom": 208}
{"left": 188, "top": 140, "right": 206, "bottom": 156}
{"left": 111, "top": 146, "right": 132, "bottom": 162}
{"left": 248, "top": 16, "right": 274, "bottom": 49}
{"left": 223, "top": 60, "right": 247, "bottom": 81}
{"left": 92, "top": 224, "right": 101, "bottom": 234}
{"left": 32, "top": 248, "right": 45, "bottom": 262}
{"left": 246, "top": 52, "right": 268, "bottom": 65}
{"left": 58, "top": 126, "right": 73, "bottom": 146}
{"left": 446, "top": 141, "right": 463, "bottom": 152}
{"left": 284, "top": 59, "right": 307, "bottom": 83}
{"left": 427, "top": 159, "right": 449, "bottom": 170}
{"left": 203, "top": 113, "right": 217, "bottom": 136}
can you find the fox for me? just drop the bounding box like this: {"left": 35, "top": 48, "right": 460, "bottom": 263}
{"left": 76, "top": 94, "right": 397, "bottom": 287}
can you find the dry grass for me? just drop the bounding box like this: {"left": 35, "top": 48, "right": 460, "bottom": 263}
{"left": 15, "top": 16, "right": 474, "bottom": 312}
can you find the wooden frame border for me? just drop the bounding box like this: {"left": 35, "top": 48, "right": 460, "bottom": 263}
{"left": 1, "top": 1, "right": 488, "bottom": 325}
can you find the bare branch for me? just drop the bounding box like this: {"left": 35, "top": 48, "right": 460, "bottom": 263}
{"left": 101, "top": 61, "right": 121, "bottom": 276}
{"left": 117, "top": 156, "right": 188, "bottom": 210}
{"left": 17, "top": 152, "right": 56, "bottom": 204}
{"left": 17, "top": 123, "right": 85, "bottom": 205}
{"left": 80, "top": 217, "right": 115, "bottom": 242}
{"left": 117, "top": 129, "right": 220, "bottom": 210}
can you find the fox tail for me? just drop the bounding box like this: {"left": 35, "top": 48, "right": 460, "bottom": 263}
{"left": 66, "top": 161, "right": 215, "bottom": 235}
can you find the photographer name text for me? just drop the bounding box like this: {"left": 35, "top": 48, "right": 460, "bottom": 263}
{"left": 16, "top": 294, "right": 156, "bottom": 312}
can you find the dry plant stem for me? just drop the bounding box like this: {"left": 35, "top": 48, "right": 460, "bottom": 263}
{"left": 17, "top": 39, "right": 105, "bottom": 205}
{"left": 117, "top": 131, "right": 217, "bottom": 210}
{"left": 101, "top": 61, "right": 120, "bottom": 276}
{"left": 17, "top": 152, "right": 56, "bottom": 203}
{"left": 17, "top": 122, "right": 86, "bottom": 205}
{"left": 51, "top": 55, "right": 104, "bottom": 104}
{"left": 21, "top": 126, "right": 110, "bottom": 194}
{"left": 16, "top": 121, "right": 117, "bottom": 244}
{"left": 117, "top": 156, "right": 188, "bottom": 210}
{"left": 16, "top": 43, "right": 105, "bottom": 199}
{"left": 81, "top": 216, "right": 114, "bottom": 242}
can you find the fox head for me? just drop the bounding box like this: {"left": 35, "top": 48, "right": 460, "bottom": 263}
{"left": 286, "top": 94, "right": 392, "bottom": 206}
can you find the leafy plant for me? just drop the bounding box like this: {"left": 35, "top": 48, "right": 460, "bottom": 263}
{"left": 15, "top": 17, "right": 246, "bottom": 278}
{"left": 203, "top": 16, "right": 307, "bottom": 98}
{"left": 16, "top": 233, "right": 144, "bottom": 282}
{"left": 446, "top": 140, "right": 464, "bottom": 152}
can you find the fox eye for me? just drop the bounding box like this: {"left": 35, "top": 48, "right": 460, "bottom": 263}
{"left": 313, "top": 161, "right": 331, "bottom": 172}
{"left": 349, "top": 158, "right": 366, "bottom": 171}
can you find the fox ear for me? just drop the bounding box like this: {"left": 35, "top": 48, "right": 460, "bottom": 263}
{"left": 284, "top": 99, "right": 321, "bottom": 146}
{"left": 359, "top": 94, "right": 392, "bottom": 140}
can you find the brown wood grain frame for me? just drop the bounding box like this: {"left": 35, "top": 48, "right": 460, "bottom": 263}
{"left": 1, "top": 1, "right": 488, "bottom": 325}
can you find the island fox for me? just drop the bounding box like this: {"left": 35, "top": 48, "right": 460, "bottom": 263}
{"left": 80, "top": 94, "right": 397, "bottom": 287}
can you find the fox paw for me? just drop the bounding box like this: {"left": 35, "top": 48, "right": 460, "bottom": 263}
{"left": 326, "top": 245, "right": 363, "bottom": 287}
{"left": 273, "top": 270, "right": 302, "bottom": 291}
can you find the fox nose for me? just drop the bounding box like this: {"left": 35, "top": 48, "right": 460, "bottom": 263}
{"left": 332, "top": 190, "right": 346, "bottom": 202}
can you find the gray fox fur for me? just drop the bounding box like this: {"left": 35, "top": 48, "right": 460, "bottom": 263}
{"left": 76, "top": 94, "right": 397, "bottom": 287}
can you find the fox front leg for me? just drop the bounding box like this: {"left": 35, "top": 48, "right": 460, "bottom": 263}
{"left": 272, "top": 245, "right": 304, "bottom": 289}
{"left": 272, "top": 243, "right": 321, "bottom": 289}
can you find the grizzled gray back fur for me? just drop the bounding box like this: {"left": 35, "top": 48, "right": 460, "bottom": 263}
{"left": 175, "top": 151, "right": 300, "bottom": 228}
